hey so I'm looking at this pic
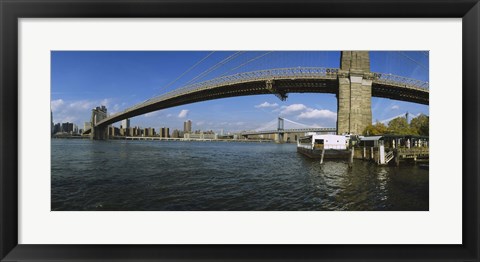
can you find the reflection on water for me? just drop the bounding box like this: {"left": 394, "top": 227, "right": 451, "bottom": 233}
{"left": 51, "top": 139, "right": 428, "bottom": 211}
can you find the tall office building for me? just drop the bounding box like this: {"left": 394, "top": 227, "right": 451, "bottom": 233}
{"left": 62, "top": 122, "right": 74, "bottom": 133}
{"left": 172, "top": 129, "right": 180, "bottom": 138}
{"left": 54, "top": 123, "right": 62, "bottom": 134}
{"left": 160, "top": 127, "right": 170, "bottom": 138}
{"left": 121, "top": 118, "right": 130, "bottom": 129}
{"left": 183, "top": 120, "right": 192, "bottom": 133}
{"left": 148, "top": 127, "right": 155, "bottom": 137}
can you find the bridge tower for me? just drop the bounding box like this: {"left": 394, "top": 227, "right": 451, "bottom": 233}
{"left": 337, "top": 51, "right": 373, "bottom": 135}
{"left": 278, "top": 117, "right": 284, "bottom": 131}
{"left": 90, "top": 106, "right": 108, "bottom": 140}
{"left": 275, "top": 117, "right": 285, "bottom": 143}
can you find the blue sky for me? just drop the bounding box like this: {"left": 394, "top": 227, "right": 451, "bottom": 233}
{"left": 51, "top": 51, "right": 429, "bottom": 132}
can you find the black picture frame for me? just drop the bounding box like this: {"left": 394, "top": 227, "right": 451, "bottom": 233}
{"left": 1, "top": 0, "right": 479, "bottom": 261}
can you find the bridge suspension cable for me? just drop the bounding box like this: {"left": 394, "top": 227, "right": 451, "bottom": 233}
{"left": 255, "top": 118, "right": 279, "bottom": 132}
{"left": 218, "top": 51, "right": 272, "bottom": 77}
{"left": 254, "top": 118, "right": 318, "bottom": 132}
{"left": 283, "top": 118, "right": 312, "bottom": 128}
{"left": 185, "top": 51, "right": 244, "bottom": 85}
{"left": 157, "top": 51, "right": 216, "bottom": 94}
{"left": 397, "top": 52, "right": 428, "bottom": 72}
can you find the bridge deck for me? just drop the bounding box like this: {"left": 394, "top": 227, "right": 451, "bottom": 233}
{"left": 89, "top": 67, "right": 428, "bottom": 130}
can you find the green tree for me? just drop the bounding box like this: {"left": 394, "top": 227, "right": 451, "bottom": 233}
{"left": 363, "top": 121, "right": 388, "bottom": 135}
{"left": 410, "top": 114, "right": 429, "bottom": 136}
{"left": 388, "top": 117, "right": 416, "bottom": 135}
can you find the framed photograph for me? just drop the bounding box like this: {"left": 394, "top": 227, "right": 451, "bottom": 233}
{"left": 1, "top": 0, "right": 479, "bottom": 261}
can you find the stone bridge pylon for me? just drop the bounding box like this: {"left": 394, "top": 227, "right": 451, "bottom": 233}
{"left": 337, "top": 51, "right": 373, "bottom": 135}
{"left": 90, "top": 106, "right": 108, "bottom": 140}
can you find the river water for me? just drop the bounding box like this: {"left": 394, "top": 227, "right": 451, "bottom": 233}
{"left": 51, "top": 139, "right": 428, "bottom": 211}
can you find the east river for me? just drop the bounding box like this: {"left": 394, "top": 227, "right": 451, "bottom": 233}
{"left": 51, "top": 139, "right": 429, "bottom": 211}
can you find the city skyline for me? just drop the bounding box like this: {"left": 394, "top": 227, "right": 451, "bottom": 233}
{"left": 51, "top": 51, "right": 429, "bottom": 133}
{"left": 51, "top": 117, "right": 238, "bottom": 137}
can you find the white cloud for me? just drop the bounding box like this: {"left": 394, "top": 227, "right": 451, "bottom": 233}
{"left": 100, "top": 98, "right": 112, "bottom": 108}
{"left": 280, "top": 104, "right": 307, "bottom": 115}
{"left": 51, "top": 98, "right": 116, "bottom": 125}
{"left": 110, "top": 104, "right": 121, "bottom": 114}
{"left": 196, "top": 121, "right": 205, "bottom": 126}
{"left": 144, "top": 111, "right": 161, "bottom": 118}
{"left": 297, "top": 109, "right": 337, "bottom": 120}
{"left": 255, "top": 102, "right": 279, "bottom": 108}
{"left": 178, "top": 109, "right": 189, "bottom": 118}
{"left": 50, "top": 99, "right": 64, "bottom": 112}
{"left": 391, "top": 105, "right": 400, "bottom": 110}
{"left": 68, "top": 100, "right": 97, "bottom": 110}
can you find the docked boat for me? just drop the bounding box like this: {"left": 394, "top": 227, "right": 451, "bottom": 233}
{"left": 297, "top": 133, "right": 351, "bottom": 159}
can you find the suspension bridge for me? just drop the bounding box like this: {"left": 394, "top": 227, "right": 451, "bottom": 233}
{"left": 240, "top": 117, "right": 336, "bottom": 143}
{"left": 83, "top": 51, "right": 429, "bottom": 140}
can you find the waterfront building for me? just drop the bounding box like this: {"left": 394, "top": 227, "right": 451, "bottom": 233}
{"left": 184, "top": 120, "right": 192, "bottom": 133}
{"left": 121, "top": 118, "right": 130, "bottom": 129}
{"left": 84, "top": 122, "right": 91, "bottom": 132}
{"left": 172, "top": 129, "right": 180, "bottom": 138}
{"left": 133, "top": 126, "right": 141, "bottom": 136}
{"left": 54, "top": 123, "right": 62, "bottom": 134}
{"left": 62, "top": 122, "right": 74, "bottom": 134}
{"left": 184, "top": 131, "right": 216, "bottom": 140}
{"left": 160, "top": 127, "right": 170, "bottom": 138}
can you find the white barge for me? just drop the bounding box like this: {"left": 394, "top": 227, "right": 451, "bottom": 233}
{"left": 297, "top": 133, "right": 351, "bottom": 159}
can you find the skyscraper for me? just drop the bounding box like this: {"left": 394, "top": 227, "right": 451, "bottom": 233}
{"left": 160, "top": 127, "right": 170, "bottom": 138}
{"left": 172, "top": 129, "right": 180, "bottom": 138}
{"left": 54, "top": 123, "right": 62, "bottom": 134}
{"left": 62, "top": 122, "right": 74, "bottom": 133}
{"left": 184, "top": 120, "right": 192, "bottom": 133}
{"left": 121, "top": 118, "right": 130, "bottom": 129}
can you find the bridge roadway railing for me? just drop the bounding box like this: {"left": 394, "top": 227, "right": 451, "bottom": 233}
{"left": 102, "top": 67, "right": 338, "bottom": 123}
{"left": 373, "top": 72, "right": 429, "bottom": 91}
{"left": 100, "top": 67, "right": 429, "bottom": 126}
{"left": 241, "top": 128, "right": 337, "bottom": 135}
{"left": 132, "top": 67, "right": 338, "bottom": 110}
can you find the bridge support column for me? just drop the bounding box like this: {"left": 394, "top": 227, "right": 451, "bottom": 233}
{"left": 337, "top": 51, "right": 372, "bottom": 135}
{"left": 89, "top": 105, "right": 108, "bottom": 140}
{"left": 275, "top": 133, "right": 284, "bottom": 144}
{"left": 92, "top": 126, "right": 108, "bottom": 140}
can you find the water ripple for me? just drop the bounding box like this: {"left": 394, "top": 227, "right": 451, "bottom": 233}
{"left": 51, "top": 139, "right": 429, "bottom": 211}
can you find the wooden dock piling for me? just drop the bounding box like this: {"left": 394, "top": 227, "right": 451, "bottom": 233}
{"left": 349, "top": 148, "right": 354, "bottom": 168}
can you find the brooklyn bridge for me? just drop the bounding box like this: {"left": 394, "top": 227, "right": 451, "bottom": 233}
{"left": 83, "top": 51, "right": 428, "bottom": 140}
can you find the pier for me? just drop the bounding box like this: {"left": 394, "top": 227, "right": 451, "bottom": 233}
{"left": 353, "top": 135, "right": 429, "bottom": 166}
